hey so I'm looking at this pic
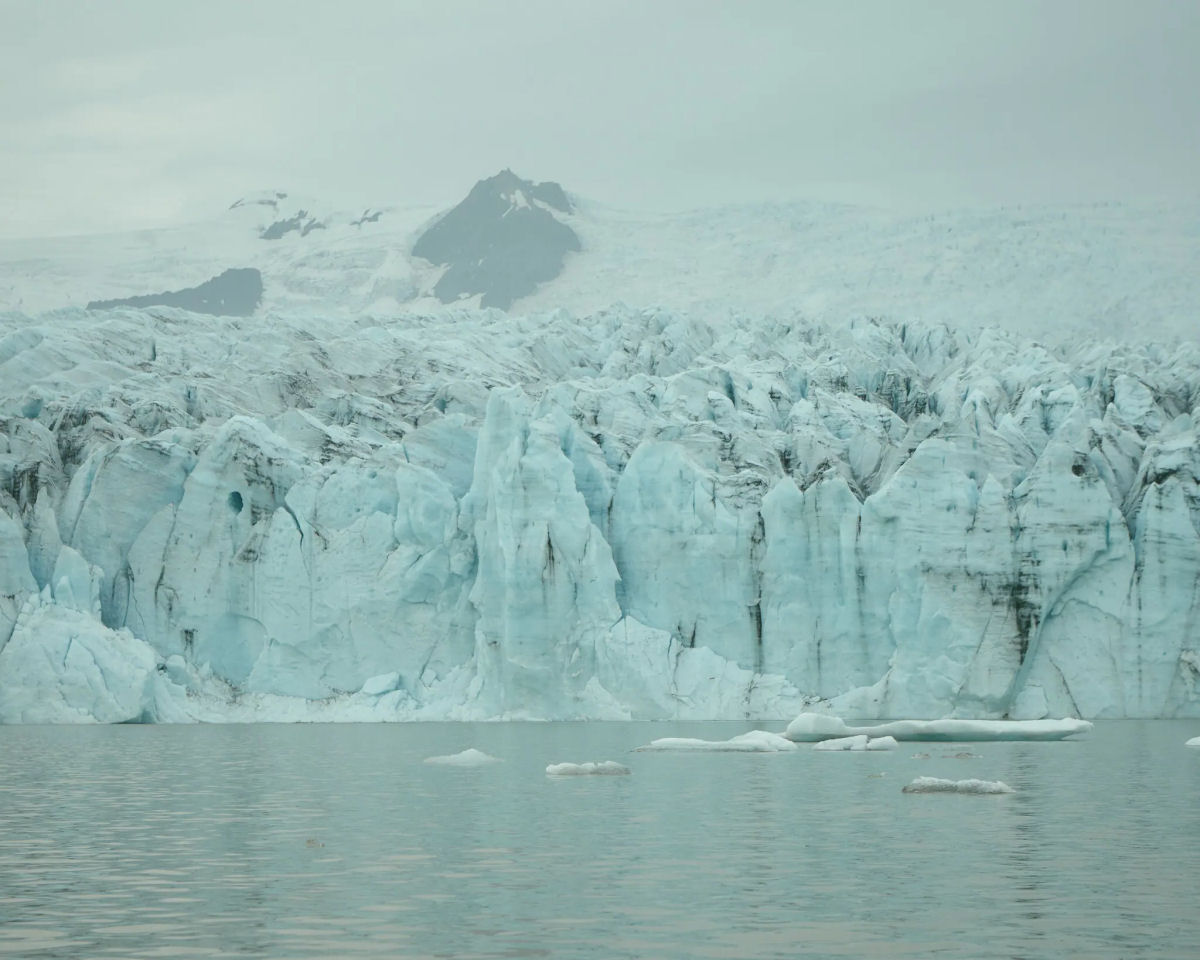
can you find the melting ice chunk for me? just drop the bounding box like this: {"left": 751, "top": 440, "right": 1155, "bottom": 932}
{"left": 785, "top": 714, "right": 1093, "bottom": 742}
{"left": 424, "top": 748, "right": 502, "bottom": 766}
{"left": 635, "top": 730, "right": 798, "bottom": 752}
{"left": 814, "top": 735, "right": 869, "bottom": 751}
{"left": 813, "top": 734, "right": 898, "bottom": 751}
{"left": 1186, "top": 736, "right": 1200, "bottom": 747}
{"left": 902, "top": 777, "right": 1015, "bottom": 794}
{"left": 545, "top": 761, "right": 631, "bottom": 776}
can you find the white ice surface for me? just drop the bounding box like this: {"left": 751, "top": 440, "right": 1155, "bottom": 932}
{"left": 424, "top": 748, "right": 502, "bottom": 766}
{"left": 635, "top": 731, "right": 798, "bottom": 752}
{"left": 4, "top": 195, "right": 1198, "bottom": 345}
{"left": 902, "top": 777, "right": 1016, "bottom": 795}
{"left": 785, "top": 715, "right": 1094, "bottom": 742}
{"left": 0, "top": 594, "right": 162, "bottom": 723}
{"left": 1187, "top": 736, "right": 1200, "bottom": 747}
{"left": 812, "top": 735, "right": 899, "bottom": 751}
{"left": 545, "top": 761, "right": 631, "bottom": 776}
{"left": 813, "top": 735, "right": 869, "bottom": 751}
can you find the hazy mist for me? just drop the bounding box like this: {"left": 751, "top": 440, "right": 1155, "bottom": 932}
{"left": 2, "top": 0, "right": 1197, "bottom": 237}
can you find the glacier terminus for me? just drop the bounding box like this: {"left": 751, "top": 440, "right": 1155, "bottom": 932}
{"left": 1, "top": 185, "right": 1199, "bottom": 723}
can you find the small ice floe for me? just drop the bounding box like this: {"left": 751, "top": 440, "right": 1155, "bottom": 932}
{"left": 902, "top": 776, "right": 1015, "bottom": 795}
{"left": 912, "top": 752, "right": 931, "bottom": 759}
{"left": 546, "top": 761, "right": 631, "bottom": 777}
{"left": 813, "top": 735, "right": 898, "bottom": 751}
{"left": 635, "top": 730, "right": 798, "bottom": 752}
{"left": 784, "top": 713, "right": 1092, "bottom": 742}
{"left": 424, "top": 748, "right": 502, "bottom": 766}
{"left": 1187, "top": 736, "right": 1200, "bottom": 748}
{"left": 943, "top": 751, "right": 981, "bottom": 759}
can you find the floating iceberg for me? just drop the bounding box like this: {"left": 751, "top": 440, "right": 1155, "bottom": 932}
{"left": 785, "top": 714, "right": 1093, "bottom": 742}
{"left": 635, "top": 730, "right": 798, "bottom": 752}
{"left": 1187, "top": 736, "right": 1200, "bottom": 748}
{"left": 814, "top": 734, "right": 871, "bottom": 751}
{"left": 813, "top": 734, "right": 898, "bottom": 751}
{"left": 423, "top": 748, "right": 502, "bottom": 766}
{"left": 902, "top": 777, "right": 1015, "bottom": 795}
{"left": 545, "top": 761, "right": 631, "bottom": 777}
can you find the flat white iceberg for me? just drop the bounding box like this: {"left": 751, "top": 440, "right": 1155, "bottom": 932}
{"left": 814, "top": 735, "right": 868, "bottom": 751}
{"left": 1187, "top": 736, "right": 1200, "bottom": 747}
{"left": 424, "top": 748, "right": 502, "bottom": 766}
{"left": 785, "top": 713, "right": 1093, "bottom": 742}
{"left": 902, "top": 776, "right": 1015, "bottom": 794}
{"left": 635, "top": 730, "right": 799, "bottom": 752}
{"left": 545, "top": 761, "right": 631, "bottom": 776}
{"left": 813, "top": 734, "right": 899, "bottom": 751}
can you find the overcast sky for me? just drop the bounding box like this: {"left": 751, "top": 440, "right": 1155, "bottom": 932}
{"left": 1, "top": 0, "right": 1197, "bottom": 237}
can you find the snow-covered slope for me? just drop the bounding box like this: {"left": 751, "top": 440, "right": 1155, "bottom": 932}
{"left": 1, "top": 301, "right": 1198, "bottom": 722}
{"left": 2, "top": 189, "right": 1197, "bottom": 343}
{"left": 524, "top": 197, "right": 1200, "bottom": 345}
{"left": 0, "top": 191, "right": 437, "bottom": 319}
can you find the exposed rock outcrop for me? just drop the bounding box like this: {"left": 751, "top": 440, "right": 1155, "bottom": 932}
{"left": 413, "top": 169, "right": 579, "bottom": 309}
{"left": 87, "top": 268, "right": 263, "bottom": 317}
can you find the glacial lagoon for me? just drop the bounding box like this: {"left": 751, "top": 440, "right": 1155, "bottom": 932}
{"left": 1, "top": 721, "right": 1198, "bottom": 959}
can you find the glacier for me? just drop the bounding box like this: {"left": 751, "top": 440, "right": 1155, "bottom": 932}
{"left": 1, "top": 301, "right": 1199, "bottom": 723}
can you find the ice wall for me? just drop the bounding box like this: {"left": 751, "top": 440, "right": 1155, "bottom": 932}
{"left": 1, "top": 305, "right": 1198, "bottom": 721}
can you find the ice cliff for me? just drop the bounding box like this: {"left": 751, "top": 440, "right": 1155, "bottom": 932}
{"left": 1, "top": 304, "right": 1199, "bottom": 722}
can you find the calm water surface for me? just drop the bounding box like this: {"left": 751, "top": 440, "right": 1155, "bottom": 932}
{"left": 1, "top": 720, "right": 1198, "bottom": 959}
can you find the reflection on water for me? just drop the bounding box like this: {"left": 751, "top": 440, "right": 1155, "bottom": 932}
{"left": 0, "top": 721, "right": 1198, "bottom": 959}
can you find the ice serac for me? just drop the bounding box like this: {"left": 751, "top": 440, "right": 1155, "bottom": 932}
{"left": 0, "top": 594, "right": 162, "bottom": 723}
{"left": 461, "top": 387, "right": 624, "bottom": 717}
{"left": 1, "top": 304, "right": 1200, "bottom": 721}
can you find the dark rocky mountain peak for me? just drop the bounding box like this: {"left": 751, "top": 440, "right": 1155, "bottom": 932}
{"left": 86, "top": 268, "right": 263, "bottom": 317}
{"left": 412, "top": 170, "right": 580, "bottom": 310}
